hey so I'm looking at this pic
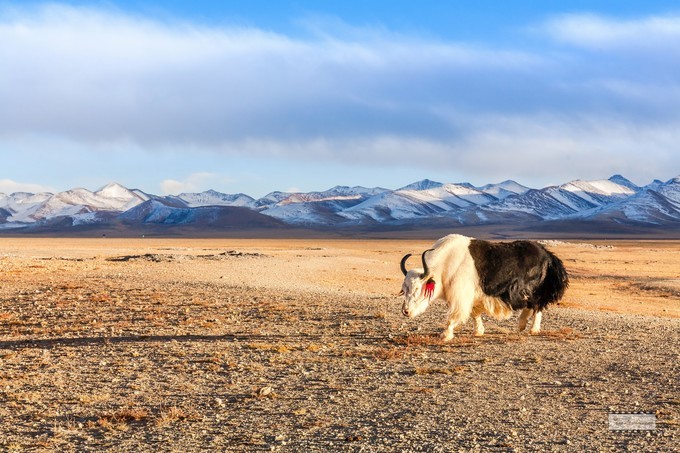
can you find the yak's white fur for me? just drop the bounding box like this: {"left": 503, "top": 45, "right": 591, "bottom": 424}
{"left": 530, "top": 310, "right": 543, "bottom": 334}
{"left": 401, "top": 234, "right": 513, "bottom": 341}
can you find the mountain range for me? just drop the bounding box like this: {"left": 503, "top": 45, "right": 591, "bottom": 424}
{"left": 1, "top": 175, "right": 679, "bottom": 236}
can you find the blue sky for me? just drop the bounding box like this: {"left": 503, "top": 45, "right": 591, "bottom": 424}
{"left": 1, "top": 1, "right": 680, "bottom": 197}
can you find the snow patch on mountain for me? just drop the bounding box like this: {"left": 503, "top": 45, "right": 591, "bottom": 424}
{"left": 71, "top": 212, "right": 103, "bottom": 226}
{"left": 274, "top": 186, "right": 385, "bottom": 206}
{"left": 562, "top": 179, "right": 635, "bottom": 199}
{"left": 478, "top": 180, "right": 530, "bottom": 199}
{"left": 179, "top": 190, "right": 256, "bottom": 209}
{"left": 398, "top": 179, "right": 443, "bottom": 191}
{"left": 608, "top": 175, "right": 640, "bottom": 191}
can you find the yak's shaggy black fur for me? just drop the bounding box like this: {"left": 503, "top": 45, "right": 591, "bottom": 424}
{"left": 468, "top": 239, "right": 569, "bottom": 311}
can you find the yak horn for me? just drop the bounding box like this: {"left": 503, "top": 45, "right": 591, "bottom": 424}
{"left": 400, "top": 253, "right": 412, "bottom": 276}
{"left": 421, "top": 249, "right": 434, "bottom": 278}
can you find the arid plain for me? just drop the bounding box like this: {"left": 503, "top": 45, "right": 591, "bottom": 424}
{"left": 0, "top": 237, "right": 678, "bottom": 451}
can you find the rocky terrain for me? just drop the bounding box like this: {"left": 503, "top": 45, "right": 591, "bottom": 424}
{"left": 0, "top": 238, "right": 677, "bottom": 451}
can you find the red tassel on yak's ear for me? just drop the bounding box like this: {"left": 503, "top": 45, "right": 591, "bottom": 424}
{"left": 423, "top": 279, "right": 435, "bottom": 300}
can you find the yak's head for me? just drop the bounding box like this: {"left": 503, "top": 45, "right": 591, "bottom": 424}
{"left": 399, "top": 249, "right": 436, "bottom": 318}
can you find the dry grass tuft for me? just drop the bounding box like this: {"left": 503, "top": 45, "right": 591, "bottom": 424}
{"left": 371, "top": 347, "right": 405, "bottom": 360}
{"left": 372, "top": 311, "right": 387, "bottom": 319}
{"left": 95, "top": 407, "right": 150, "bottom": 431}
{"left": 453, "top": 335, "right": 475, "bottom": 345}
{"left": 0, "top": 312, "right": 14, "bottom": 322}
{"left": 537, "top": 327, "right": 582, "bottom": 340}
{"left": 89, "top": 293, "right": 111, "bottom": 303}
{"left": 391, "top": 334, "right": 442, "bottom": 347}
{"left": 78, "top": 392, "right": 112, "bottom": 405}
{"left": 247, "top": 342, "right": 294, "bottom": 353}
{"left": 155, "top": 405, "right": 197, "bottom": 428}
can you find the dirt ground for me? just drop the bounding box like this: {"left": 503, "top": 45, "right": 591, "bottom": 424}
{"left": 0, "top": 237, "right": 678, "bottom": 451}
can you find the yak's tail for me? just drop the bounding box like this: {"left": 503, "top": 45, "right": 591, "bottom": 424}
{"left": 536, "top": 251, "right": 569, "bottom": 310}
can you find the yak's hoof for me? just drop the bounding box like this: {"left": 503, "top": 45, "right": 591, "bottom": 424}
{"left": 440, "top": 333, "right": 454, "bottom": 342}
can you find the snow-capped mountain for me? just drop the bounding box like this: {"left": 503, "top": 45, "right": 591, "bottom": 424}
{"left": 254, "top": 186, "right": 386, "bottom": 211}
{"left": 398, "top": 179, "right": 444, "bottom": 191}
{"left": 581, "top": 176, "right": 680, "bottom": 224}
{"left": 479, "top": 176, "right": 637, "bottom": 220}
{"left": 119, "top": 197, "right": 191, "bottom": 224}
{"left": 118, "top": 196, "right": 284, "bottom": 229}
{"left": 254, "top": 191, "right": 294, "bottom": 210}
{"left": 478, "top": 180, "right": 531, "bottom": 200}
{"left": 177, "top": 190, "right": 256, "bottom": 209}
{"left": 608, "top": 174, "right": 640, "bottom": 192}
{"left": 339, "top": 180, "right": 498, "bottom": 223}
{"left": 256, "top": 186, "right": 388, "bottom": 224}
{"left": 1, "top": 183, "right": 146, "bottom": 224}
{"left": 277, "top": 186, "right": 387, "bottom": 206}
{"left": 0, "top": 191, "right": 53, "bottom": 222}
{"left": 1, "top": 175, "right": 678, "bottom": 233}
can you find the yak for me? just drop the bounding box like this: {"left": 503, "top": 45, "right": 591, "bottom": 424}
{"left": 399, "top": 234, "right": 568, "bottom": 341}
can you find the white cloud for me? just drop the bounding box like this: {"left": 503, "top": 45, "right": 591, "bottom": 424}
{"left": 160, "top": 179, "right": 192, "bottom": 195}
{"left": 0, "top": 179, "right": 54, "bottom": 194}
{"left": 444, "top": 113, "right": 680, "bottom": 186}
{"left": 541, "top": 13, "right": 680, "bottom": 51}
{"left": 160, "top": 172, "right": 234, "bottom": 195}
{"left": 196, "top": 115, "right": 680, "bottom": 188}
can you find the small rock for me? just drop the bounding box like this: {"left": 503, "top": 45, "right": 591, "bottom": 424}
{"left": 258, "top": 386, "right": 273, "bottom": 397}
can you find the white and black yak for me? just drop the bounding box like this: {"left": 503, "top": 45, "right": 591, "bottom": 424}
{"left": 399, "top": 234, "right": 568, "bottom": 341}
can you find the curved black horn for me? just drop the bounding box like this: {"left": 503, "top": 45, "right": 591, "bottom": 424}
{"left": 400, "top": 253, "right": 412, "bottom": 276}
{"left": 420, "top": 249, "right": 434, "bottom": 278}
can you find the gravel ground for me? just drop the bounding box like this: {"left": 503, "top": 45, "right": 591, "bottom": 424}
{"left": 0, "top": 242, "right": 677, "bottom": 451}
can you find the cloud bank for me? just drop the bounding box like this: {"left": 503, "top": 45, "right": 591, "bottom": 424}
{"left": 0, "top": 179, "right": 54, "bottom": 194}
{"left": 1, "top": 4, "right": 679, "bottom": 187}
{"left": 160, "top": 172, "right": 235, "bottom": 195}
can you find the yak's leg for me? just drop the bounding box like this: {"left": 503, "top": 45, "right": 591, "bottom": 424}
{"left": 441, "top": 318, "right": 457, "bottom": 342}
{"left": 470, "top": 303, "right": 485, "bottom": 336}
{"left": 473, "top": 315, "right": 485, "bottom": 336}
{"left": 518, "top": 308, "right": 533, "bottom": 332}
{"left": 530, "top": 310, "right": 543, "bottom": 334}
{"left": 441, "top": 283, "right": 475, "bottom": 342}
